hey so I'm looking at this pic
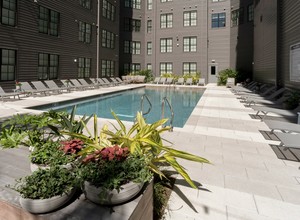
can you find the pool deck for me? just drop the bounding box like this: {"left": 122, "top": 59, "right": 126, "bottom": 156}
{"left": 1, "top": 84, "right": 300, "bottom": 220}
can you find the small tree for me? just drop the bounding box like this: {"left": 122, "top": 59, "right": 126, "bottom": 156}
{"left": 217, "top": 69, "right": 237, "bottom": 86}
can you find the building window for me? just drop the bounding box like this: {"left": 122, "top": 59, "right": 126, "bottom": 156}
{"left": 183, "top": 11, "right": 197, "bottom": 27}
{"left": 124, "top": 41, "right": 141, "bottom": 54}
{"left": 212, "top": 12, "right": 226, "bottom": 28}
{"left": 231, "top": 8, "right": 244, "bottom": 27}
{"left": 78, "top": 57, "right": 91, "bottom": 78}
{"left": 1, "top": 0, "right": 17, "bottom": 26}
{"left": 79, "top": 21, "right": 91, "bottom": 43}
{"left": 124, "top": 18, "right": 141, "bottom": 32}
{"left": 79, "top": 0, "right": 91, "bottom": 9}
{"left": 161, "top": 0, "right": 172, "bottom": 2}
{"left": 147, "top": 20, "right": 152, "bottom": 33}
{"left": 147, "top": 0, "right": 152, "bottom": 10}
{"left": 160, "top": 13, "right": 173, "bottom": 29}
{"left": 124, "top": 63, "right": 141, "bottom": 74}
{"left": 160, "top": 38, "right": 172, "bottom": 53}
{"left": 0, "top": 48, "right": 16, "bottom": 81}
{"left": 160, "top": 63, "right": 172, "bottom": 75}
{"left": 183, "top": 62, "right": 197, "bottom": 75}
{"left": 101, "top": 60, "right": 114, "bottom": 77}
{"left": 247, "top": 4, "right": 254, "bottom": 22}
{"left": 102, "top": 0, "right": 115, "bottom": 21}
{"left": 102, "top": 30, "right": 115, "bottom": 49}
{"left": 147, "top": 64, "right": 152, "bottom": 70}
{"left": 212, "top": 0, "right": 225, "bottom": 2}
{"left": 183, "top": 37, "right": 197, "bottom": 52}
{"left": 125, "top": 0, "right": 141, "bottom": 10}
{"left": 39, "top": 6, "right": 60, "bottom": 36}
{"left": 38, "top": 53, "right": 59, "bottom": 80}
{"left": 147, "top": 42, "right": 152, "bottom": 55}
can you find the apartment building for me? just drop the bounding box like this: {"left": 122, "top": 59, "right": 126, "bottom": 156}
{"left": 119, "top": 0, "right": 254, "bottom": 83}
{"left": 253, "top": 0, "right": 300, "bottom": 90}
{"left": 0, "top": 0, "right": 120, "bottom": 91}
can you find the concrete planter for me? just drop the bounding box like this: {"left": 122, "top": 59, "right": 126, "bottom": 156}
{"left": 84, "top": 181, "right": 143, "bottom": 205}
{"left": 30, "top": 162, "right": 73, "bottom": 172}
{"left": 19, "top": 189, "right": 76, "bottom": 214}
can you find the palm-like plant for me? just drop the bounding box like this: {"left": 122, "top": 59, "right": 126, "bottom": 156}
{"left": 102, "top": 112, "right": 210, "bottom": 189}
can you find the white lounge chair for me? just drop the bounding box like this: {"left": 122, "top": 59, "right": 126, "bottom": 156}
{"left": 153, "top": 77, "right": 160, "bottom": 84}
{"left": 264, "top": 119, "right": 300, "bottom": 134}
{"left": 78, "top": 78, "right": 97, "bottom": 89}
{"left": 185, "top": 78, "right": 193, "bottom": 85}
{"left": 31, "top": 81, "right": 61, "bottom": 94}
{"left": 176, "top": 78, "right": 184, "bottom": 85}
{"left": 165, "top": 78, "right": 173, "bottom": 84}
{"left": 274, "top": 132, "right": 300, "bottom": 150}
{"left": 20, "top": 81, "right": 49, "bottom": 96}
{"left": 158, "top": 77, "right": 166, "bottom": 84}
{"left": 197, "top": 78, "right": 205, "bottom": 86}
{"left": 44, "top": 80, "right": 69, "bottom": 93}
{"left": 0, "top": 86, "right": 20, "bottom": 101}
{"left": 226, "top": 78, "right": 235, "bottom": 88}
{"left": 251, "top": 105, "right": 300, "bottom": 121}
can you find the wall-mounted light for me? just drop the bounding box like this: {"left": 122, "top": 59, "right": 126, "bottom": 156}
{"left": 212, "top": 59, "right": 215, "bottom": 63}
{"left": 33, "top": 0, "right": 38, "bottom": 2}
{"left": 74, "top": 59, "right": 78, "bottom": 63}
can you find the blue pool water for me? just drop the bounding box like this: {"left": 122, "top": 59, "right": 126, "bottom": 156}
{"left": 33, "top": 87, "right": 204, "bottom": 127}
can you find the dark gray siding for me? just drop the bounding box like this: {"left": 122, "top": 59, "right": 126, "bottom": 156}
{"left": 0, "top": 0, "right": 97, "bottom": 90}
{"left": 278, "top": 0, "right": 300, "bottom": 89}
{"left": 253, "top": 0, "right": 277, "bottom": 84}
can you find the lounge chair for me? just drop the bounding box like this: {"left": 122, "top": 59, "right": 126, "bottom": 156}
{"left": 97, "top": 78, "right": 111, "bottom": 87}
{"left": 102, "top": 78, "right": 115, "bottom": 86}
{"left": 185, "top": 78, "right": 193, "bottom": 85}
{"left": 226, "top": 78, "right": 235, "bottom": 88}
{"left": 165, "top": 78, "right": 173, "bottom": 84}
{"left": 274, "top": 132, "right": 300, "bottom": 150}
{"left": 136, "top": 75, "right": 145, "bottom": 83}
{"left": 235, "top": 83, "right": 268, "bottom": 95}
{"left": 231, "top": 81, "right": 258, "bottom": 93}
{"left": 116, "top": 77, "right": 126, "bottom": 84}
{"left": 244, "top": 88, "right": 286, "bottom": 106}
{"left": 61, "top": 80, "right": 82, "bottom": 91}
{"left": 70, "top": 79, "right": 91, "bottom": 90}
{"left": 176, "top": 78, "right": 185, "bottom": 85}
{"left": 153, "top": 77, "right": 160, "bottom": 84}
{"left": 78, "top": 78, "right": 97, "bottom": 89}
{"left": 239, "top": 85, "right": 277, "bottom": 99}
{"left": 44, "top": 80, "right": 69, "bottom": 93}
{"left": 20, "top": 81, "right": 49, "bottom": 96}
{"left": 158, "top": 77, "right": 166, "bottom": 84}
{"left": 31, "top": 81, "right": 61, "bottom": 94}
{"left": 264, "top": 119, "right": 300, "bottom": 134}
{"left": 251, "top": 105, "right": 300, "bottom": 121}
{"left": 197, "top": 78, "right": 206, "bottom": 86}
{"left": 0, "top": 86, "right": 20, "bottom": 101}
{"left": 110, "top": 77, "right": 121, "bottom": 86}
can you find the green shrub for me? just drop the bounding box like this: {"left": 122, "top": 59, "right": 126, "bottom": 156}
{"left": 183, "top": 72, "right": 201, "bottom": 84}
{"left": 217, "top": 69, "right": 238, "bottom": 86}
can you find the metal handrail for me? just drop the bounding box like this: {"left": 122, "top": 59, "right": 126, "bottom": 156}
{"left": 140, "top": 94, "right": 152, "bottom": 116}
{"left": 161, "top": 97, "right": 174, "bottom": 131}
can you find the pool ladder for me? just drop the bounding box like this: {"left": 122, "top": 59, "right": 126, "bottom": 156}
{"left": 140, "top": 94, "right": 152, "bottom": 116}
{"left": 161, "top": 97, "right": 174, "bottom": 132}
{"left": 140, "top": 94, "right": 174, "bottom": 132}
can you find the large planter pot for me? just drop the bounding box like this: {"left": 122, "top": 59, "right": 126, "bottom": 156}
{"left": 84, "top": 181, "right": 143, "bottom": 205}
{"left": 19, "top": 188, "right": 76, "bottom": 214}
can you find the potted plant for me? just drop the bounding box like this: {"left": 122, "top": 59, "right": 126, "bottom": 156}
{"left": 10, "top": 166, "right": 77, "bottom": 214}
{"left": 30, "top": 139, "right": 83, "bottom": 172}
{"left": 78, "top": 145, "right": 152, "bottom": 205}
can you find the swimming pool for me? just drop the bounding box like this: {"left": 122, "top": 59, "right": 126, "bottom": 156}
{"left": 32, "top": 87, "right": 204, "bottom": 127}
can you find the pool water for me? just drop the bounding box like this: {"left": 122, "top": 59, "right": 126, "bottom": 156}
{"left": 35, "top": 87, "right": 204, "bottom": 128}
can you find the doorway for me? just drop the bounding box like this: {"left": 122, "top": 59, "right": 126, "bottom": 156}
{"left": 208, "top": 64, "right": 218, "bottom": 83}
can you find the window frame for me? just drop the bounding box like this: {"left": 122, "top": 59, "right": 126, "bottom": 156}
{"left": 183, "top": 37, "right": 197, "bottom": 52}
{"left": 101, "top": 60, "right": 115, "bottom": 77}
{"left": 183, "top": 11, "right": 197, "bottom": 27}
{"left": 183, "top": 62, "right": 197, "bottom": 75}
{"left": 79, "top": 21, "right": 91, "bottom": 43}
{"left": 160, "top": 38, "right": 173, "bottom": 53}
{"left": 0, "top": 48, "right": 16, "bottom": 82}
{"left": 38, "top": 53, "right": 59, "bottom": 80}
{"left": 160, "top": 13, "right": 173, "bottom": 29}
{"left": 1, "top": 0, "right": 17, "bottom": 26}
{"left": 79, "top": 0, "right": 91, "bottom": 10}
{"left": 78, "top": 57, "right": 91, "bottom": 78}
{"left": 38, "top": 6, "right": 60, "bottom": 36}
{"left": 211, "top": 12, "right": 226, "bottom": 28}
{"left": 160, "top": 62, "right": 173, "bottom": 75}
